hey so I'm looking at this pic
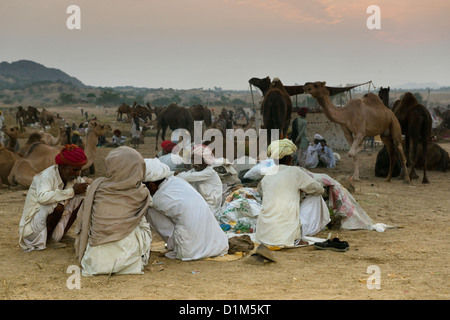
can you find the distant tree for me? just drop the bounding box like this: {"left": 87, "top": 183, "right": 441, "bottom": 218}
{"left": 188, "top": 95, "right": 203, "bottom": 105}
{"left": 59, "top": 92, "right": 76, "bottom": 104}
{"left": 171, "top": 94, "right": 182, "bottom": 104}
{"left": 151, "top": 97, "right": 172, "bottom": 106}
{"left": 95, "top": 89, "right": 121, "bottom": 106}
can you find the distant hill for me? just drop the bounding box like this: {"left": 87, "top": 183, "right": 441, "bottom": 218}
{"left": 393, "top": 82, "right": 442, "bottom": 90}
{"left": 0, "top": 60, "right": 85, "bottom": 89}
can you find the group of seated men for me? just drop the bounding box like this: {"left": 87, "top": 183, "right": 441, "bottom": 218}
{"left": 19, "top": 137, "right": 332, "bottom": 276}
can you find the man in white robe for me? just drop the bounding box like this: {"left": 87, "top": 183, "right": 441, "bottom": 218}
{"left": 256, "top": 139, "right": 330, "bottom": 248}
{"left": 19, "top": 145, "right": 89, "bottom": 252}
{"left": 75, "top": 146, "right": 152, "bottom": 276}
{"left": 176, "top": 144, "right": 223, "bottom": 217}
{"left": 144, "top": 158, "right": 229, "bottom": 261}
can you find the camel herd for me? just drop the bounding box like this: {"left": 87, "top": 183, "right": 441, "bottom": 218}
{"left": 0, "top": 119, "right": 111, "bottom": 189}
{"left": 1, "top": 77, "right": 449, "bottom": 190}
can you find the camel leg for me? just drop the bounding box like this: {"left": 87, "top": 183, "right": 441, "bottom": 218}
{"left": 349, "top": 136, "right": 365, "bottom": 181}
{"left": 381, "top": 136, "right": 396, "bottom": 182}
{"left": 393, "top": 137, "right": 410, "bottom": 184}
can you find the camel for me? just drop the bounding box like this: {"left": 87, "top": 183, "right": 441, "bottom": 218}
{"left": 249, "top": 76, "right": 271, "bottom": 96}
{"left": 131, "top": 104, "right": 153, "bottom": 122}
{"left": 0, "top": 145, "right": 22, "bottom": 188}
{"left": 378, "top": 87, "right": 390, "bottom": 108}
{"left": 251, "top": 77, "right": 292, "bottom": 143}
{"left": 116, "top": 103, "right": 131, "bottom": 122}
{"left": 0, "top": 126, "right": 22, "bottom": 188}
{"left": 434, "top": 107, "right": 450, "bottom": 129}
{"left": 303, "top": 81, "right": 410, "bottom": 183}
{"left": 375, "top": 142, "right": 449, "bottom": 177}
{"left": 189, "top": 105, "right": 212, "bottom": 128}
{"left": 2, "top": 125, "right": 21, "bottom": 151}
{"left": 16, "top": 106, "right": 27, "bottom": 131}
{"left": 38, "top": 109, "right": 55, "bottom": 127}
{"left": 81, "top": 120, "right": 112, "bottom": 175}
{"left": 7, "top": 120, "right": 111, "bottom": 188}
{"left": 392, "top": 92, "right": 432, "bottom": 184}
{"left": 39, "top": 126, "right": 65, "bottom": 146}
{"left": 155, "top": 103, "right": 194, "bottom": 150}
{"left": 8, "top": 142, "right": 61, "bottom": 188}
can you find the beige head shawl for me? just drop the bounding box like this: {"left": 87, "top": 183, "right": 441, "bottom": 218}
{"left": 75, "top": 146, "right": 151, "bottom": 262}
{"left": 267, "top": 139, "right": 297, "bottom": 160}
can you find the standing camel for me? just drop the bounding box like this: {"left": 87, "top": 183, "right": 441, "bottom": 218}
{"left": 249, "top": 77, "right": 292, "bottom": 143}
{"left": 155, "top": 103, "right": 194, "bottom": 150}
{"left": 304, "top": 81, "right": 410, "bottom": 183}
{"left": 116, "top": 103, "right": 131, "bottom": 122}
{"left": 81, "top": 120, "right": 111, "bottom": 175}
{"left": 392, "top": 92, "right": 432, "bottom": 184}
{"left": 378, "top": 87, "right": 390, "bottom": 108}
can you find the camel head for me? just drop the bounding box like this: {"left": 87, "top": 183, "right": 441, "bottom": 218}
{"left": 88, "top": 120, "right": 112, "bottom": 136}
{"left": 249, "top": 76, "right": 271, "bottom": 96}
{"left": 303, "top": 81, "right": 328, "bottom": 98}
{"left": 3, "top": 126, "right": 21, "bottom": 139}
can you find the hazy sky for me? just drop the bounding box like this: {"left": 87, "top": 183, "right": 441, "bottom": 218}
{"left": 1, "top": 0, "right": 449, "bottom": 90}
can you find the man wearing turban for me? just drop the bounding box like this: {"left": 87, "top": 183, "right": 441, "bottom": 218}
{"left": 19, "top": 144, "right": 89, "bottom": 252}
{"left": 176, "top": 144, "right": 223, "bottom": 217}
{"left": 143, "top": 157, "right": 228, "bottom": 261}
{"left": 255, "top": 139, "right": 330, "bottom": 248}
{"left": 290, "top": 107, "right": 309, "bottom": 166}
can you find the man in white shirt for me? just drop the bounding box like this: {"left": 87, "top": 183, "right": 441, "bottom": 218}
{"left": 19, "top": 145, "right": 89, "bottom": 252}
{"left": 144, "top": 158, "right": 228, "bottom": 261}
{"left": 256, "top": 139, "right": 330, "bottom": 248}
{"left": 176, "top": 144, "right": 223, "bottom": 218}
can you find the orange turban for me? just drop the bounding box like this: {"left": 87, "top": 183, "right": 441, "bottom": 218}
{"left": 55, "top": 144, "right": 88, "bottom": 167}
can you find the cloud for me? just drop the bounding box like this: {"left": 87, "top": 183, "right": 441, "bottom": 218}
{"left": 237, "top": 0, "right": 345, "bottom": 24}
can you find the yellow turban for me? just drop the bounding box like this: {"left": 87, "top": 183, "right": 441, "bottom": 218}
{"left": 267, "top": 139, "right": 297, "bottom": 160}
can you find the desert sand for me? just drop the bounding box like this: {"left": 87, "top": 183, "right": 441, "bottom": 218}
{"left": 0, "top": 108, "right": 449, "bottom": 302}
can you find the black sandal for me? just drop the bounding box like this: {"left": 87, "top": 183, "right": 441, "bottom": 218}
{"left": 313, "top": 238, "right": 349, "bottom": 252}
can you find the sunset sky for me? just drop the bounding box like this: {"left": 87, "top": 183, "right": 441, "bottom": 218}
{"left": 1, "top": 0, "right": 449, "bottom": 90}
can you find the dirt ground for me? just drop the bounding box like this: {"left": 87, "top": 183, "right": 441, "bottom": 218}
{"left": 0, "top": 109, "right": 449, "bottom": 301}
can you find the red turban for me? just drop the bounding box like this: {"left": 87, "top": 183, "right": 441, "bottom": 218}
{"left": 298, "top": 107, "right": 308, "bottom": 117}
{"left": 55, "top": 144, "right": 88, "bottom": 167}
{"left": 161, "top": 140, "right": 172, "bottom": 149}
{"left": 162, "top": 141, "right": 177, "bottom": 153}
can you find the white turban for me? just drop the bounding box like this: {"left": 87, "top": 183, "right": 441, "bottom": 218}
{"left": 144, "top": 158, "right": 171, "bottom": 182}
{"left": 314, "top": 134, "right": 324, "bottom": 140}
{"left": 267, "top": 139, "right": 297, "bottom": 160}
{"left": 192, "top": 144, "right": 215, "bottom": 165}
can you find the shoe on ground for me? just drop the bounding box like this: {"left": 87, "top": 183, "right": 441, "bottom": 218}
{"left": 313, "top": 238, "right": 349, "bottom": 252}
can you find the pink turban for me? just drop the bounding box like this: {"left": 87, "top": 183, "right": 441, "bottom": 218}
{"left": 55, "top": 144, "right": 88, "bottom": 168}
{"left": 192, "top": 144, "right": 215, "bottom": 165}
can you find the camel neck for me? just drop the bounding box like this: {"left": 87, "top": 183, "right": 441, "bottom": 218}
{"left": 315, "top": 94, "right": 345, "bottom": 125}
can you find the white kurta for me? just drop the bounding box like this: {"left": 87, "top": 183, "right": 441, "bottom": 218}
{"left": 256, "top": 165, "right": 325, "bottom": 247}
{"left": 80, "top": 218, "right": 152, "bottom": 276}
{"left": 19, "top": 165, "right": 84, "bottom": 252}
{"left": 146, "top": 176, "right": 228, "bottom": 261}
{"left": 158, "top": 153, "right": 184, "bottom": 171}
{"left": 176, "top": 166, "right": 223, "bottom": 217}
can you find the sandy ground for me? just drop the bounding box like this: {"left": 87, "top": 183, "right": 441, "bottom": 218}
{"left": 0, "top": 113, "right": 449, "bottom": 302}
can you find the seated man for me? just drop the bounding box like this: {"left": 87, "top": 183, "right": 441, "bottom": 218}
{"left": 110, "top": 129, "right": 127, "bottom": 147}
{"left": 176, "top": 144, "right": 223, "bottom": 217}
{"left": 157, "top": 140, "right": 184, "bottom": 171}
{"left": 255, "top": 139, "right": 330, "bottom": 248}
{"left": 317, "top": 138, "right": 336, "bottom": 169}
{"left": 144, "top": 158, "right": 228, "bottom": 261}
{"left": 19, "top": 145, "right": 89, "bottom": 252}
{"left": 75, "top": 146, "right": 152, "bottom": 276}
